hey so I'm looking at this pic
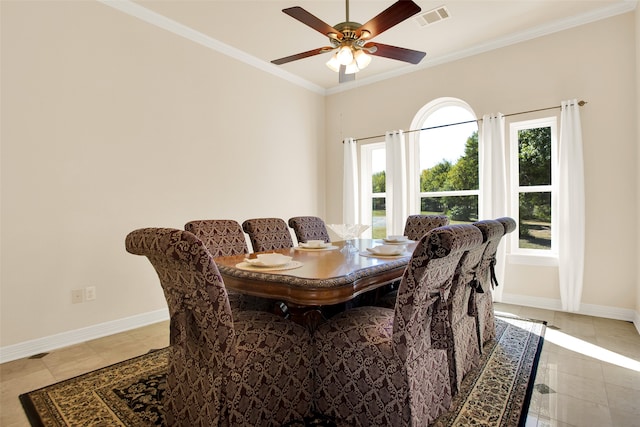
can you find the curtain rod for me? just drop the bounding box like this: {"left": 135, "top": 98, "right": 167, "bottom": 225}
{"left": 349, "top": 100, "right": 587, "bottom": 143}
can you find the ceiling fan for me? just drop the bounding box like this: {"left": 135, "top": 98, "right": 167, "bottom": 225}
{"left": 271, "top": 0, "right": 426, "bottom": 83}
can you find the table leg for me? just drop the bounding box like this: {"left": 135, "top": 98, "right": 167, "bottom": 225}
{"left": 276, "top": 302, "right": 326, "bottom": 332}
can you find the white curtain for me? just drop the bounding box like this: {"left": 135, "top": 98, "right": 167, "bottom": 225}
{"left": 343, "top": 137, "right": 359, "bottom": 225}
{"left": 558, "top": 99, "right": 585, "bottom": 312}
{"left": 385, "top": 130, "right": 408, "bottom": 235}
{"left": 480, "top": 114, "right": 508, "bottom": 302}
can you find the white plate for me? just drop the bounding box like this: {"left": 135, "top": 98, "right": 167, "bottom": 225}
{"left": 383, "top": 238, "right": 412, "bottom": 244}
{"left": 243, "top": 257, "right": 291, "bottom": 268}
{"left": 360, "top": 251, "right": 411, "bottom": 259}
{"left": 299, "top": 242, "right": 331, "bottom": 249}
{"left": 237, "top": 261, "right": 303, "bottom": 271}
{"left": 366, "top": 245, "right": 405, "bottom": 256}
{"left": 294, "top": 245, "right": 338, "bottom": 251}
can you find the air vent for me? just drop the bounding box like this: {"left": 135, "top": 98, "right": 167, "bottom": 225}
{"left": 415, "top": 5, "right": 451, "bottom": 26}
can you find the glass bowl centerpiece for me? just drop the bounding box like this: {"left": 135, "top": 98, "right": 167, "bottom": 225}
{"left": 327, "top": 224, "right": 370, "bottom": 253}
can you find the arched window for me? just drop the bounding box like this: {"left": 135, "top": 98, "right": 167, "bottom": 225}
{"left": 408, "top": 98, "right": 479, "bottom": 223}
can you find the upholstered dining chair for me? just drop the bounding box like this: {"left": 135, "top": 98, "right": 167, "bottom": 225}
{"left": 242, "top": 217, "right": 294, "bottom": 252}
{"left": 402, "top": 214, "right": 450, "bottom": 241}
{"left": 125, "top": 228, "right": 313, "bottom": 426}
{"left": 288, "top": 216, "right": 331, "bottom": 244}
{"left": 494, "top": 217, "right": 517, "bottom": 291}
{"left": 184, "top": 219, "right": 270, "bottom": 313}
{"left": 377, "top": 215, "right": 451, "bottom": 308}
{"left": 496, "top": 216, "right": 517, "bottom": 244}
{"left": 313, "top": 224, "right": 483, "bottom": 426}
{"left": 184, "top": 219, "right": 248, "bottom": 257}
{"left": 472, "top": 217, "right": 516, "bottom": 348}
{"left": 432, "top": 221, "right": 497, "bottom": 394}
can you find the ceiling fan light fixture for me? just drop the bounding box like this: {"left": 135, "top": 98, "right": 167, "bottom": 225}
{"left": 354, "top": 49, "right": 371, "bottom": 69}
{"left": 336, "top": 45, "right": 354, "bottom": 65}
{"left": 326, "top": 54, "right": 341, "bottom": 72}
{"left": 344, "top": 60, "right": 360, "bottom": 74}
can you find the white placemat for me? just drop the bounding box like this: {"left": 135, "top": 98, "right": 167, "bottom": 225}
{"left": 235, "top": 260, "right": 303, "bottom": 271}
{"left": 359, "top": 251, "right": 412, "bottom": 259}
{"left": 294, "top": 245, "right": 339, "bottom": 252}
{"left": 380, "top": 239, "right": 415, "bottom": 245}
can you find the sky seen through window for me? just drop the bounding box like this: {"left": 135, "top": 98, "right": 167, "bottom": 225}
{"left": 371, "top": 106, "right": 477, "bottom": 173}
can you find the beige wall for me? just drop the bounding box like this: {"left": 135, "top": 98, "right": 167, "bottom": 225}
{"left": 636, "top": 7, "right": 640, "bottom": 323}
{"left": 325, "top": 13, "right": 638, "bottom": 315}
{"left": 1, "top": 1, "right": 325, "bottom": 348}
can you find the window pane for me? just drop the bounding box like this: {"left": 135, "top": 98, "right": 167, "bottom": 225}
{"left": 371, "top": 146, "right": 386, "bottom": 239}
{"left": 372, "top": 170, "right": 385, "bottom": 193}
{"left": 372, "top": 197, "right": 386, "bottom": 238}
{"left": 419, "top": 107, "right": 478, "bottom": 191}
{"left": 518, "top": 127, "right": 551, "bottom": 186}
{"left": 421, "top": 195, "right": 478, "bottom": 223}
{"left": 519, "top": 192, "right": 551, "bottom": 249}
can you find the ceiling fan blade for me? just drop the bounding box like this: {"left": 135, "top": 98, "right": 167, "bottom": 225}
{"left": 365, "top": 42, "right": 426, "bottom": 64}
{"left": 357, "top": 0, "right": 421, "bottom": 39}
{"left": 283, "top": 7, "right": 343, "bottom": 39}
{"left": 271, "top": 47, "right": 333, "bottom": 65}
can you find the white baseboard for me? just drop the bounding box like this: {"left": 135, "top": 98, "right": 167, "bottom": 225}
{"left": 500, "top": 293, "right": 564, "bottom": 312}
{"left": 0, "top": 308, "right": 170, "bottom": 364}
{"left": 500, "top": 293, "right": 640, "bottom": 334}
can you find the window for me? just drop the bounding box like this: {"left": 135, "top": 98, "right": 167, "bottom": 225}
{"left": 360, "top": 143, "right": 386, "bottom": 238}
{"left": 359, "top": 99, "right": 559, "bottom": 264}
{"left": 409, "top": 98, "right": 479, "bottom": 224}
{"left": 509, "top": 118, "right": 558, "bottom": 255}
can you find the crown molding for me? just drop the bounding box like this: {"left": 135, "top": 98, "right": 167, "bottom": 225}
{"left": 97, "top": 0, "right": 326, "bottom": 95}
{"left": 98, "top": 0, "right": 635, "bottom": 96}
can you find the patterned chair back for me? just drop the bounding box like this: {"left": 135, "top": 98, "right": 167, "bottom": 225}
{"left": 497, "top": 216, "right": 517, "bottom": 235}
{"left": 473, "top": 220, "right": 508, "bottom": 291}
{"left": 125, "top": 227, "right": 235, "bottom": 425}
{"left": 434, "top": 223, "right": 495, "bottom": 393}
{"left": 402, "top": 214, "right": 450, "bottom": 241}
{"left": 185, "top": 219, "right": 248, "bottom": 257}
{"left": 454, "top": 242, "right": 491, "bottom": 300}
{"left": 185, "top": 219, "right": 273, "bottom": 312}
{"left": 459, "top": 220, "right": 503, "bottom": 294}
{"left": 288, "top": 216, "right": 331, "bottom": 243}
{"left": 472, "top": 219, "right": 514, "bottom": 348}
{"left": 393, "top": 224, "right": 483, "bottom": 362}
{"left": 242, "top": 217, "right": 294, "bottom": 252}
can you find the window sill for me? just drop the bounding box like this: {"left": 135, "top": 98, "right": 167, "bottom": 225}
{"left": 507, "top": 253, "right": 559, "bottom": 267}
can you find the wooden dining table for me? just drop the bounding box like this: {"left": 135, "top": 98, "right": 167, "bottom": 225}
{"left": 214, "top": 239, "right": 417, "bottom": 325}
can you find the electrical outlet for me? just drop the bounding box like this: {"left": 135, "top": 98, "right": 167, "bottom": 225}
{"left": 71, "top": 289, "right": 84, "bottom": 304}
{"left": 85, "top": 286, "right": 96, "bottom": 301}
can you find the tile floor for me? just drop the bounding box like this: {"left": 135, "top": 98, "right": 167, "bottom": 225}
{"left": 496, "top": 303, "right": 640, "bottom": 427}
{"left": 1, "top": 303, "right": 639, "bottom": 427}
{"left": 0, "top": 320, "right": 170, "bottom": 427}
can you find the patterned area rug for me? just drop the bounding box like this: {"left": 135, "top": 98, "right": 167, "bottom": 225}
{"left": 20, "top": 315, "right": 545, "bottom": 427}
{"left": 431, "top": 315, "right": 546, "bottom": 427}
